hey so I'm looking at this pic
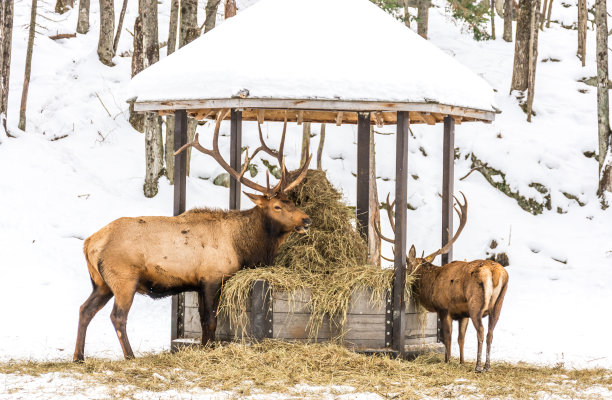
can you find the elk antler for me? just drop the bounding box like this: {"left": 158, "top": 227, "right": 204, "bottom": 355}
{"left": 376, "top": 192, "right": 468, "bottom": 264}
{"left": 424, "top": 192, "right": 468, "bottom": 262}
{"left": 174, "top": 109, "right": 311, "bottom": 198}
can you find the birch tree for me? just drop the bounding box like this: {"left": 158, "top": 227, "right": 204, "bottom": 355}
{"left": 510, "top": 0, "right": 533, "bottom": 92}
{"left": 18, "top": 0, "right": 37, "bottom": 131}
{"left": 595, "top": 0, "right": 612, "bottom": 195}
{"left": 503, "top": 0, "right": 512, "bottom": 41}
{"left": 577, "top": 0, "right": 587, "bottom": 66}
{"left": 0, "top": 0, "right": 14, "bottom": 133}
{"left": 204, "top": 0, "right": 222, "bottom": 33}
{"left": 141, "top": 0, "right": 164, "bottom": 198}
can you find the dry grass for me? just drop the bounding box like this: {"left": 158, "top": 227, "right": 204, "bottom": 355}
{"left": 1, "top": 342, "right": 610, "bottom": 399}
{"left": 219, "top": 170, "right": 416, "bottom": 339}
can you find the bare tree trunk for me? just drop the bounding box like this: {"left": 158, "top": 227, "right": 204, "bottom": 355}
{"left": 511, "top": 0, "right": 532, "bottom": 92}
{"left": 165, "top": 0, "right": 179, "bottom": 184}
{"left": 141, "top": 0, "right": 163, "bottom": 197}
{"left": 545, "top": 0, "right": 553, "bottom": 27}
{"left": 180, "top": 0, "right": 199, "bottom": 45}
{"left": 1, "top": 0, "right": 14, "bottom": 133}
{"left": 301, "top": 122, "right": 311, "bottom": 166}
{"left": 317, "top": 123, "right": 325, "bottom": 170}
{"left": 367, "top": 126, "right": 381, "bottom": 266}
{"left": 18, "top": 0, "right": 37, "bottom": 132}
{"left": 417, "top": 0, "right": 430, "bottom": 38}
{"left": 113, "top": 0, "right": 129, "bottom": 55}
{"left": 97, "top": 0, "right": 115, "bottom": 66}
{"left": 526, "top": 0, "right": 540, "bottom": 122}
{"left": 596, "top": 0, "right": 612, "bottom": 194}
{"left": 539, "top": 0, "right": 548, "bottom": 29}
{"left": 503, "top": 0, "right": 513, "bottom": 41}
{"left": 224, "top": 0, "right": 236, "bottom": 18}
{"left": 577, "top": 0, "right": 587, "bottom": 66}
{"left": 491, "top": 0, "right": 496, "bottom": 39}
{"left": 402, "top": 0, "right": 410, "bottom": 27}
{"left": 76, "top": 0, "right": 90, "bottom": 34}
{"left": 203, "top": 0, "right": 221, "bottom": 33}
{"left": 129, "top": 15, "right": 144, "bottom": 132}
{"left": 55, "top": 0, "right": 74, "bottom": 14}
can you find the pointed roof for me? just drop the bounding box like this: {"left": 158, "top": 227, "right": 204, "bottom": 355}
{"left": 129, "top": 0, "right": 496, "bottom": 123}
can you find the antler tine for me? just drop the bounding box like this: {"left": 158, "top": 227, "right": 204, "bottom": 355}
{"left": 425, "top": 192, "right": 469, "bottom": 262}
{"left": 282, "top": 153, "right": 312, "bottom": 194}
{"left": 384, "top": 193, "right": 396, "bottom": 232}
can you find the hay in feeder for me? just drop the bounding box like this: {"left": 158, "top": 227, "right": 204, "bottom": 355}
{"left": 219, "top": 170, "right": 415, "bottom": 338}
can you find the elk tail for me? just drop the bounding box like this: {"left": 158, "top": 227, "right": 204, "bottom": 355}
{"left": 83, "top": 237, "right": 106, "bottom": 289}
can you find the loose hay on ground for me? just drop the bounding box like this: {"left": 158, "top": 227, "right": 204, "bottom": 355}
{"left": 219, "top": 170, "right": 415, "bottom": 338}
{"left": 1, "top": 342, "right": 610, "bottom": 399}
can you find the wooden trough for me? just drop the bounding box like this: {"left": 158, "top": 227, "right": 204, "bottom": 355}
{"left": 176, "top": 283, "right": 441, "bottom": 356}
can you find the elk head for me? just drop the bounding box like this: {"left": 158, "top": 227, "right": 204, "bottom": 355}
{"left": 375, "top": 192, "right": 468, "bottom": 271}
{"left": 175, "top": 109, "right": 312, "bottom": 234}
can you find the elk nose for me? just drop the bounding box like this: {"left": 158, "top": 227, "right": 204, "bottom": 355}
{"left": 302, "top": 218, "right": 312, "bottom": 227}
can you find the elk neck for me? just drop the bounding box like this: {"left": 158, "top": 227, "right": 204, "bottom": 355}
{"left": 411, "top": 261, "right": 442, "bottom": 312}
{"left": 232, "top": 206, "right": 292, "bottom": 268}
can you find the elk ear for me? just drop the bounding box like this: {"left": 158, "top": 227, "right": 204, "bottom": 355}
{"left": 244, "top": 192, "right": 267, "bottom": 207}
{"left": 408, "top": 245, "right": 417, "bottom": 260}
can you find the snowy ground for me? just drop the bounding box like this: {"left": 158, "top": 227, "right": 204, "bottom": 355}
{"left": 0, "top": 0, "right": 611, "bottom": 388}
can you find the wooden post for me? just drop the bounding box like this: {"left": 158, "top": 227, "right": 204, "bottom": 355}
{"left": 230, "top": 109, "right": 242, "bottom": 210}
{"left": 356, "top": 112, "right": 371, "bottom": 239}
{"left": 171, "top": 109, "right": 188, "bottom": 344}
{"left": 441, "top": 116, "right": 455, "bottom": 265}
{"left": 250, "top": 280, "right": 273, "bottom": 341}
{"left": 392, "top": 111, "right": 409, "bottom": 356}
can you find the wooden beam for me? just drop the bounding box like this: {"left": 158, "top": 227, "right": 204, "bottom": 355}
{"left": 257, "top": 109, "right": 265, "bottom": 125}
{"left": 250, "top": 280, "right": 273, "bottom": 342}
{"left": 172, "top": 109, "right": 188, "bottom": 345}
{"left": 336, "top": 111, "right": 343, "bottom": 126}
{"left": 357, "top": 113, "right": 370, "bottom": 240}
{"left": 297, "top": 110, "right": 304, "bottom": 125}
{"left": 441, "top": 116, "right": 455, "bottom": 266}
{"left": 392, "top": 111, "right": 409, "bottom": 357}
{"left": 421, "top": 112, "right": 437, "bottom": 125}
{"left": 230, "top": 109, "right": 242, "bottom": 210}
{"left": 373, "top": 112, "right": 384, "bottom": 128}
{"left": 133, "top": 98, "right": 496, "bottom": 122}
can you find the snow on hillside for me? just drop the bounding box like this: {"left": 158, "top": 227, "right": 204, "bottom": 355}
{"left": 0, "top": 0, "right": 611, "bottom": 371}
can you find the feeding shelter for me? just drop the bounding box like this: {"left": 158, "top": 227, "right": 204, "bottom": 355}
{"left": 129, "top": 0, "right": 496, "bottom": 357}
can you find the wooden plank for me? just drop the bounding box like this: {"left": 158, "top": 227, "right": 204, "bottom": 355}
{"left": 257, "top": 109, "right": 265, "bottom": 124}
{"left": 373, "top": 111, "right": 384, "bottom": 127}
{"left": 297, "top": 110, "right": 304, "bottom": 125}
{"left": 441, "top": 116, "right": 455, "bottom": 265}
{"left": 421, "top": 112, "right": 437, "bottom": 125}
{"left": 273, "top": 313, "right": 333, "bottom": 340}
{"left": 356, "top": 113, "right": 370, "bottom": 240}
{"left": 230, "top": 109, "right": 242, "bottom": 210}
{"left": 393, "top": 111, "right": 409, "bottom": 356}
{"left": 250, "top": 280, "right": 273, "bottom": 341}
{"left": 345, "top": 289, "right": 386, "bottom": 315}
{"left": 133, "top": 98, "right": 496, "bottom": 122}
{"left": 336, "top": 111, "right": 343, "bottom": 126}
{"left": 273, "top": 289, "right": 311, "bottom": 313}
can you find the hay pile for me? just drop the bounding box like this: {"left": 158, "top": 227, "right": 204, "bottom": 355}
{"left": 219, "top": 170, "right": 414, "bottom": 338}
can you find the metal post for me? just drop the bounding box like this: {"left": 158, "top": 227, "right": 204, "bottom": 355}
{"left": 171, "top": 109, "right": 188, "bottom": 344}
{"left": 230, "top": 109, "right": 242, "bottom": 210}
{"left": 441, "top": 116, "right": 455, "bottom": 265}
{"left": 356, "top": 112, "right": 371, "bottom": 239}
{"left": 392, "top": 111, "right": 409, "bottom": 356}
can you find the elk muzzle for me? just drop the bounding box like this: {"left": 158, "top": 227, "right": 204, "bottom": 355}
{"left": 296, "top": 217, "right": 312, "bottom": 234}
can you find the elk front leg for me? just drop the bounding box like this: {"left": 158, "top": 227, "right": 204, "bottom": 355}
{"left": 73, "top": 284, "right": 113, "bottom": 362}
{"left": 439, "top": 311, "right": 453, "bottom": 363}
{"left": 457, "top": 317, "right": 469, "bottom": 364}
{"left": 198, "top": 282, "right": 222, "bottom": 345}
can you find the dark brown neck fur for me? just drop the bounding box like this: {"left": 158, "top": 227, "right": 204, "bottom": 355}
{"left": 232, "top": 207, "right": 291, "bottom": 268}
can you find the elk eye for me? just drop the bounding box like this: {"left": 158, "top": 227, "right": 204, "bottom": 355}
{"left": 274, "top": 205, "right": 282, "bottom": 210}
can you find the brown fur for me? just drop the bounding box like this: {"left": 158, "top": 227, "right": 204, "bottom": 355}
{"left": 408, "top": 247, "right": 509, "bottom": 372}
{"left": 73, "top": 194, "right": 310, "bottom": 361}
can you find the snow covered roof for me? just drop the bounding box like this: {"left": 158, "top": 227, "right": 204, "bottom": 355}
{"left": 129, "top": 0, "right": 496, "bottom": 123}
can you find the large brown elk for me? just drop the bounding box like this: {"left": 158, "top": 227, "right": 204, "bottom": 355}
{"left": 74, "top": 110, "right": 312, "bottom": 361}
{"left": 377, "top": 193, "right": 509, "bottom": 372}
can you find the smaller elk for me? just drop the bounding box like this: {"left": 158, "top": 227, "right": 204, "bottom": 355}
{"left": 377, "top": 193, "right": 508, "bottom": 372}
{"left": 74, "top": 110, "right": 312, "bottom": 361}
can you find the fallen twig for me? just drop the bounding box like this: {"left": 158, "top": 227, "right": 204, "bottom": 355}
{"left": 49, "top": 32, "right": 76, "bottom": 40}
{"left": 95, "top": 92, "right": 112, "bottom": 118}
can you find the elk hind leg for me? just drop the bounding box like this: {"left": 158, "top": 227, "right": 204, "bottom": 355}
{"left": 73, "top": 283, "right": 113, "bottom": 362}
{"left": 469, "top": 309, "right": 486, "bottom": 372}
{"left": 439, "top": 311, "right": 453, "bottom": 363}
{"left": 484, "top": 281, "right": 508, "bottom": 371}
{"left": 109, "top": 282, "right": 137, "bottom": 359}
{"left": 457, "top": 317, "right": 469, "bottom": 364}
{"left": 198, "top": 282, "right": 222, "bottom": 346}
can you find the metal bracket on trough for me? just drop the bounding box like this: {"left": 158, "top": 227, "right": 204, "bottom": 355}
{"left": 250, "top": 280, "right": 273, "bottom": 341}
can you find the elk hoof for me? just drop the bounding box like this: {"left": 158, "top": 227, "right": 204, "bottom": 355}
{"left": 474, "top": 365, "right": 484, "bottom": 373}
{"left": 73, "top": 356, "right": 84, "bottom": 363}
{"left": 484, "top": 363, "right": 491, "bottom": 372}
